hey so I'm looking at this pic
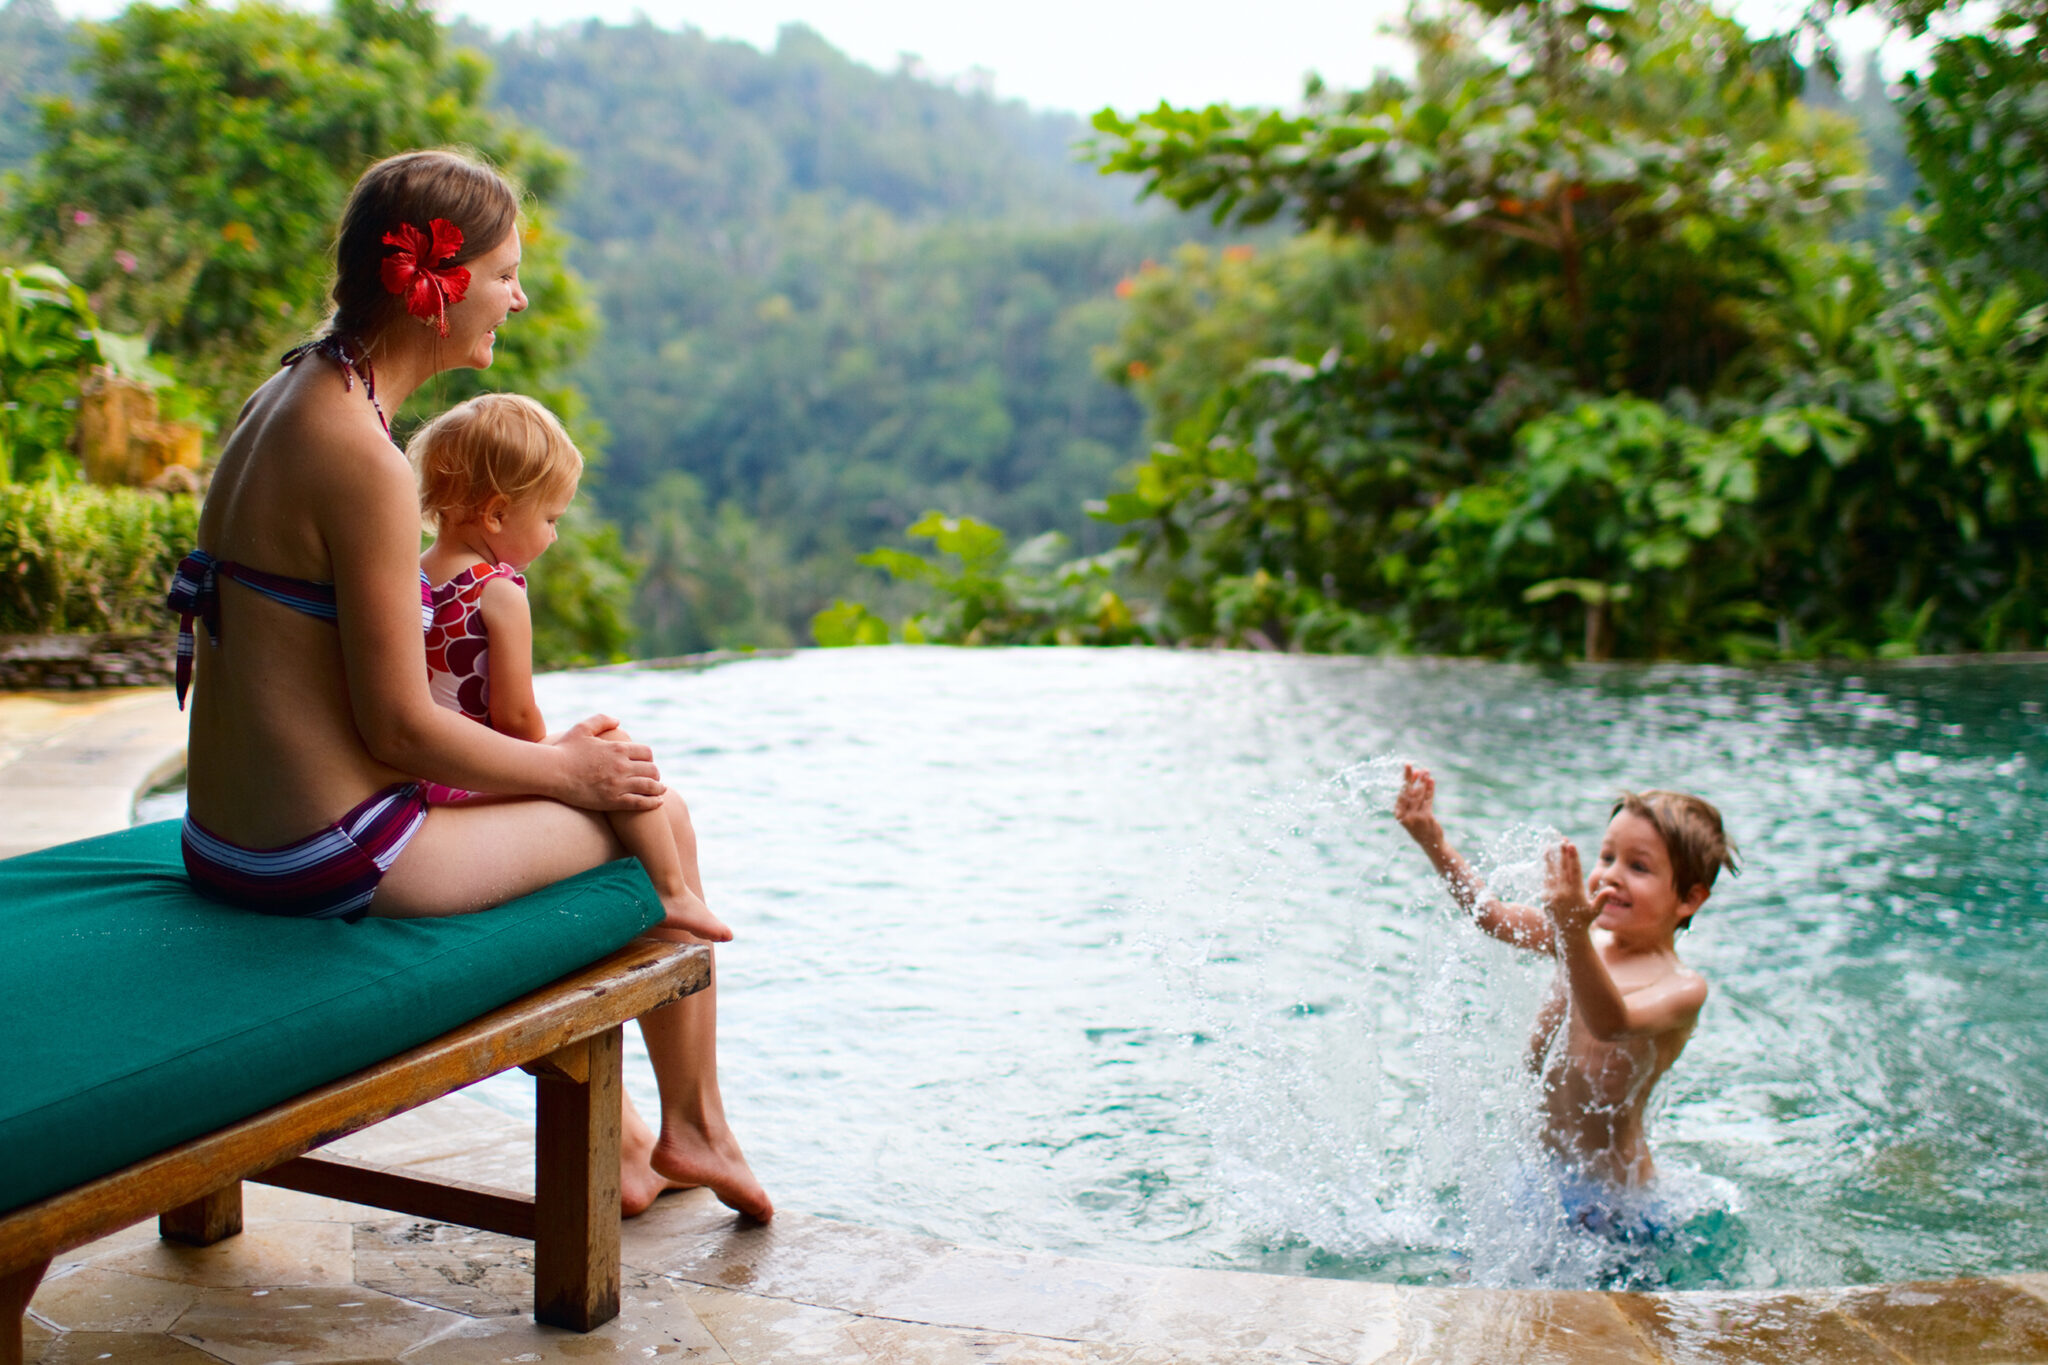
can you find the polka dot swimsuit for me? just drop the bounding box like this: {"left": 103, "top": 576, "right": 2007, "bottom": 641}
{"left": 424, "top": 562, "right": 525, "bottom": 727}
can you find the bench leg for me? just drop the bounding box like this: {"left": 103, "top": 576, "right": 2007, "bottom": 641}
{"left": 4, "top": 1257, "right": 50, "bottom": 1365}
{"left": 161, "top": 1183, "right": 244, "bottom": 1245}
{"left": 532, "top": 1026, "right": 623, "bottom": 1331}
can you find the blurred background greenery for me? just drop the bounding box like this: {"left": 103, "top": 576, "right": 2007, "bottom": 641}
{"left": 1, "top": 0, "right": 2041, "bottom": 664}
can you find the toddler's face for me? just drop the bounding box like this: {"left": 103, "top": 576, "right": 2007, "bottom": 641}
{"left": 492, "top": 483, "right": 575, "bottom": 570}
{"left": 1587, "top": 810, "right": 1698, "bottom": 935}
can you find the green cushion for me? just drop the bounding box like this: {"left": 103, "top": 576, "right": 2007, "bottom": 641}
{"left": 0, "top": 819, "right": 663, "bottom": 1214}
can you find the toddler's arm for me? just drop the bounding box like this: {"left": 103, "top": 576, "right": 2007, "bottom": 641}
{"left": 1543, "top": 842, "right": 1706, "bottom": 1038}
{"left": 1395, "top": 764, "right": 1553, "bottom": 951}
{"left": 479, "top": 577, "right": 549, "bottom": 743}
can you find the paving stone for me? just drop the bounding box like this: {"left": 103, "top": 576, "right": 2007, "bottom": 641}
{"left": 33, "top": 1330, "right": 223, "bottom": 1364}
{"left": 28, "top": 1267, "right": 203, "bottom": 1334}
{"left": 1123, "top": 1265, "right": 1401, "bottom": 1362}
{"left": 355, "top": 1218, "right": 536, "bottom": 1318}
{"left": 21, "top": 1312, "right": 55, "bottom": 1351}
{"left": 101, "top": 1220, "right": 355, "bottom": 1289}
{"left": 41, "top": 1221, "right": 166, "bottom": 1281}
{"left": 1614, "top": 1290, "right": 1900, "bottom": 1364}
{"left": 1389, "top": 1287, "right": 1661, "bottom": 1365}
{"left": 169, "top": 1285, "right": 459, "bottom": 1365}
{"left": 676, "top": 1282, "right": 875, "bottom": 1364}
{"left": 330, "top": 1092, "right": 538, "bottom": 1195}
{"left": 648, "top": 1213, "right": 1184, "bottom": 1342}
{"left": 620, "top": 1189, "right": 756, "bottom": 1269}
{"left": 843, "top": 1316, "right": 1308, "bottom": 1365}
{"left": 400, "top": 1286, "right": 729, "bottom": 1362}
{"left": 242, "top": 1180, "right": 390, "bottom": 1226}
{"left": 1837, "top": 1278, "right": 2048, "bottom": 1364}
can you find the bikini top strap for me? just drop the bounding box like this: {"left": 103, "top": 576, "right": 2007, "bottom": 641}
{"left": 280, "top": 334, "right": 388, "bottom": 436}
{"left": 164, "top": 552, "right": 342, "bottom": 711}
{"left": 165, "top": 550, "right": 220, "bottom": 712}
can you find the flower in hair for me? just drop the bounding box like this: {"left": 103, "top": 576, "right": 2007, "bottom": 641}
{"left": 380, "top": 218, "right": 471, "bottom": 337}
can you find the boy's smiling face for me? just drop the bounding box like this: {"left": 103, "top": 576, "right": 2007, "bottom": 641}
{"left": 1589, "top": 810, "right": 1710, "bottom": 940}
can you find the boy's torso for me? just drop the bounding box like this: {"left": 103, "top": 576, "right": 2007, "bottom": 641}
{"left": 1528, "top": 941, "right": 1700, "bottom": 1187}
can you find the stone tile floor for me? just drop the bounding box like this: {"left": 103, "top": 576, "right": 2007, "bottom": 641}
{"left": 12, "top": 688, "right": 2048, "bottom": 1363}
{"left": 26, "top": 1094, "right": 2048, "bottom": 1365}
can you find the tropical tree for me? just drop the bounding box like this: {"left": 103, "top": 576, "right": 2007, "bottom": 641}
{"left": 8, "top": 0, "right": 589, "bottom": 426}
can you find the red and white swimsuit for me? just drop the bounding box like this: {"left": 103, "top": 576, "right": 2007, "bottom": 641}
{"left": 421, "top": 561, "right": 525, "bottom": 802}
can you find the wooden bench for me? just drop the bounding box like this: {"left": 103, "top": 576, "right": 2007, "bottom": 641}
{"left": 1, "top": 938, "right": 709, "bottom": 1364}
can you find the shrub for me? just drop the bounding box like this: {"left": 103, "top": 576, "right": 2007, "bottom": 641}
{"left": 0, "top": 479, "right": 198, "bottom": 634}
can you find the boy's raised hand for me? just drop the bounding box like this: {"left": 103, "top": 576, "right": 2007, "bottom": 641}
{"left": 1394, "top": 764, "right": 1439, "bottom": 837}
{"left": 1544, "top": 840, "right": 1612, "bottom": 934}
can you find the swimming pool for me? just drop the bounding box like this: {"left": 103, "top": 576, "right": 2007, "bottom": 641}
{"left": 144, "top": 648, "right": 2048, "bottom": 1290}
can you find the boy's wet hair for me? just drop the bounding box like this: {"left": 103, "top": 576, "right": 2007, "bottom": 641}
{"left": 1611, "top": 790, "right": 1739, "bottom": 926}
{"left": 411, "top": 393, "right": 581, "bottom": 530}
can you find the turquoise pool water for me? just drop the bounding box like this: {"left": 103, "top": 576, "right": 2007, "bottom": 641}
{"left": 143, "top": 648, "right": 2048, "bottom": 1289}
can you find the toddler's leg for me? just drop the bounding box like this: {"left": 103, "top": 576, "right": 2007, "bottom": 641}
{"left": 606, "top": 796, "right": 731, "bottom": 941}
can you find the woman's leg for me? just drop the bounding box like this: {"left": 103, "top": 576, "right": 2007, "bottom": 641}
{"left": 372, "top": 797, "right": 771, "bottom": 1221}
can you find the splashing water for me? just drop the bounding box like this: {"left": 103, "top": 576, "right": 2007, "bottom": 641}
{"left": 1142, "top": 760, "right": 1744, "bottom": 1288}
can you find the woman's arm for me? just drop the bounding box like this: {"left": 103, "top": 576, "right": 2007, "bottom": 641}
{"left": 322, "top": 441, "right": 660, "bottom": 808}
{"left": 478, "top": 577, "right": 548, "bottom": 743}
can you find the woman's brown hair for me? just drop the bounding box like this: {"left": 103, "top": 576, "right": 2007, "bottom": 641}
{"left": 327, "top": 149, "right": 520, "bottom": 343}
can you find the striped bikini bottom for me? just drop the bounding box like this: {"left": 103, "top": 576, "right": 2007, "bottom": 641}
{"left": 181, "top": 783, "right": 429, "bottom": 923}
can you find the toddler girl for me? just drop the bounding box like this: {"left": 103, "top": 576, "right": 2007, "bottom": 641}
{"left": 410, "top": 393, "right": 730, "bottom": 941}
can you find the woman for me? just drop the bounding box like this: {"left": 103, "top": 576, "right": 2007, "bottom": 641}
{"left": 174, "top": 148, "right": 770, "bottom": 1221}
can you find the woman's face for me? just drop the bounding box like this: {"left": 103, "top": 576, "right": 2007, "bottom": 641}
{"left": 442, "top": 226, "right": 528, "bottom": 370}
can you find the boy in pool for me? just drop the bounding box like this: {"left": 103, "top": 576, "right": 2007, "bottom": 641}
{"left": 1393, "top": 765, "right": 1737, "bottom": 1224}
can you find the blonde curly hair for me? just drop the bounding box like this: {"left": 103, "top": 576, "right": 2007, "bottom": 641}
{"left": 410, "top": 393, "right": 581, "bottom": 530}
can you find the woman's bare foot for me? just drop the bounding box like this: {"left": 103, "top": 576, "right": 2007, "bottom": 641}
{"left": 620, "top": 1101, "right": 691, "bottom": 1217}
{"left": 651, "top": 1121, "right": 773, "bottom": 1222}
{"left": 661, "top": 886, "right": 732, "bottom": 942}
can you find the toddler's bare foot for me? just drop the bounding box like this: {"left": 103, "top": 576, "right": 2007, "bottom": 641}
{"left": 662, "top": 887, "right": 732, "bottom": 942}
{"left": 651, "top": 1123, "right": 773, "bottom": 1223}
{"left": 620, "top": 1102, "right": 691, "bottom": 1217}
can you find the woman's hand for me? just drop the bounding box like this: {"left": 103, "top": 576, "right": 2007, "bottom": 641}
{"left": 550, "top": 714, "right": 665, "bottom": 811}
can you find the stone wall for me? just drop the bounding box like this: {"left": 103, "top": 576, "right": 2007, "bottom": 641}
{"left": 0, "top": 633, "right": 174, "bottom": 690}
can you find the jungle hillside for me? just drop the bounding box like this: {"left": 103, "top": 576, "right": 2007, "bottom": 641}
{"left": 3, "top": 0, "right": 2041, "bottom": 664}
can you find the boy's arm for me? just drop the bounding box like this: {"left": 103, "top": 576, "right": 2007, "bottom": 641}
{"left": 1545, "top": 842, "right": 1708, "bottom": 1039}
{"left": 478, "top": 577, "right": 549, "bottom": 743}
{"left": 1395, "top": 765, "right": 1554, "bottom": 952}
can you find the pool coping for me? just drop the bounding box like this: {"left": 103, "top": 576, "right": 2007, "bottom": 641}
{"left": 7, "top": 686, "right": 2048, "bottom": 1364}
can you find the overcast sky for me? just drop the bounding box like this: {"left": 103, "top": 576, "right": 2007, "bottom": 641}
{"left": 48, "top": 0, "right": 1905, "bottom": 117}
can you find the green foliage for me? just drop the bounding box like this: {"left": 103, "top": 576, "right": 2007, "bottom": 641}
{"left": 524, "top": 507, "right": 636, "bottom": 669}
{"left": 0, "top": 264, "right": 100, "bottom": 481}
{"left": 1897, "top": 33, "right": 2048, "bottom": 289}
{"left": 1087, "top": 0, "right": 2048, "bottom": 660}
{"left": 0, "top": 262, "right": 184, "bottom": 481}
{"left": 9, "top": 0, "right": 585, "bottom": 427}
{"left": 0, "top": 477, "right": 196, "bottom": 633}
{"left": 1091, "top": 0, "right": 1865, "bottom": 394}
{"left": 810, "top": 599, "right": 890, "bottom": 647}
{"left": 823, "top": 511, "right": 1146, "bottom": 646}
{"left": 628, "top": 473, "right": 800, "bottom": 657}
